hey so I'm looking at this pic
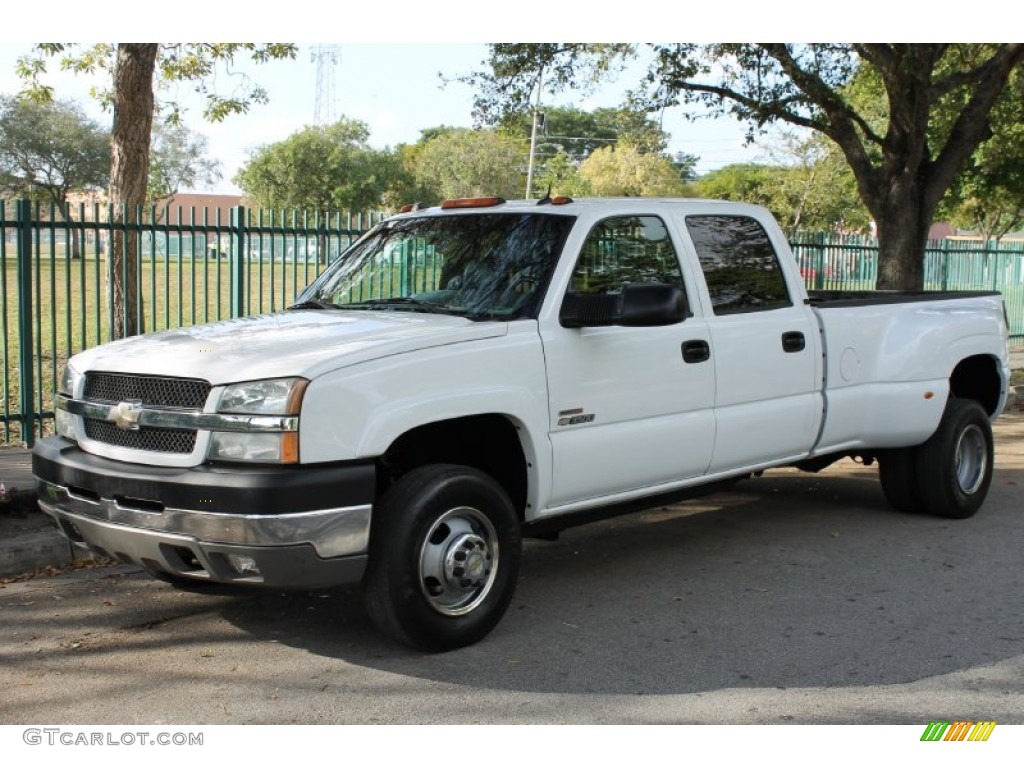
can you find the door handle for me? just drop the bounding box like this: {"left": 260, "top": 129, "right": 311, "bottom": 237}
{"left": 682, "top": 340, "right": 710, "bottom": 364}
{"left": 782, "top": 331, "right": 805, "bottom": 353}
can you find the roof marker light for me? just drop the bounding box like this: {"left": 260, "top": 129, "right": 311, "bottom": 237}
{"left": 440, "top": 196, "right": 506, "bottom": 210}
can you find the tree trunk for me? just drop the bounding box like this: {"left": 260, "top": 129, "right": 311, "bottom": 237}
{"left": 108, "top": 44, "right": 157, "bottom": 339}
{"left": 55, "top": 197, "right": 82, "bottom": 259}
{"left": 874, "top": 206, "right": 930, "bottom": 291}
{"left": 870, "top": 176, "right": 934, "bottom": 291}
{"left": 860, "top": 143, "right": 935, "bottom": 292}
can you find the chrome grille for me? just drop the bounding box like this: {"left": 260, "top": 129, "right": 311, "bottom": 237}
{"left": 84, "top": 373, "right": 211, "bottom": 409}
{"left": 84, "top": 420, "right": 198, "bottom": 454}
{"left": 82, "top": 373, "right": 210, "bottom": 454}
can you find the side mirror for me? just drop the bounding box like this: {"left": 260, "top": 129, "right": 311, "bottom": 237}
{"left": 560, "top": 283, "right": 688, "bottom": 328}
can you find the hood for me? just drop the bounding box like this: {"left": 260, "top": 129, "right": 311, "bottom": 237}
{"left": 71, "top": 310, "right": 508, "bottom": 384}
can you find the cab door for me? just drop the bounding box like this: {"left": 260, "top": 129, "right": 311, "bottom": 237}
{"left": 541, "top": 214, "right": 717, "bottom": 509}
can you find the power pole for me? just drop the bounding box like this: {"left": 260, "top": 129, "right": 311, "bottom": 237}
{"left": 525, "top": 67, "right": 545, "bottom": 200}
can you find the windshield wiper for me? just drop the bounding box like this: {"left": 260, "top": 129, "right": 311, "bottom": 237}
{"left": 343, "top": 297, "right": 469, "bottom": 316}
{"left": 287, "top": 299, "right": 343, "bottom": 310}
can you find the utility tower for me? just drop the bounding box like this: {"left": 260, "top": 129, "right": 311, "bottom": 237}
{"left": 312, "top": 45, "right": 341, "bottom": 126}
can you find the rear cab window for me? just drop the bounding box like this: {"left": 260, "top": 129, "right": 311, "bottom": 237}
{"left": 684, "top": 215, "right": 792, "bottom": 314}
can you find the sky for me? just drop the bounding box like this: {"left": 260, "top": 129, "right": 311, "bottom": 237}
{"left": 0, "top": 42, "right": 770, "bottom": 196}
{"left": 0, "top": 3, "right": 984, "bottom": 197}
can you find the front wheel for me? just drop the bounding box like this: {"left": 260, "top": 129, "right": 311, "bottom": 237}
{"left": 363, "top": 464, "right": 521, "bottom": 652}
{"left": 915, "top": 398, "right": 994, "bottom": 519}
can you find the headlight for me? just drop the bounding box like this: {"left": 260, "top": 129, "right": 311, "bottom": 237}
{"left": 59, "top": 363, "right": 82, "bottom": 398}
{"left": 208, "top": 432, "right": 299, "bottom": 463}
{"left": 55, "top": 363, "right": 83, "bottom": 441}
{"left": 210, "top": 378, "right": 307, "bottom": 463}
{"left": 218, "top": 378, "right": 307, "bottom": 415}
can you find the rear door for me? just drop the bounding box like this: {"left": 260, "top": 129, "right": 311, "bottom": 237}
{"left": 679, "top": 213, "right": 821, "bottom": 472}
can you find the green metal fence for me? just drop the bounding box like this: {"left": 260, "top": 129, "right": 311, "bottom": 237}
{"left": 790, "top": 233, "right": 1024, "bottom": 341}
{"left": 1, "top": 199, "right": 384, "bottom": 445}
{"left": 2, "top": 199, "right": 1023, "bottom": 446}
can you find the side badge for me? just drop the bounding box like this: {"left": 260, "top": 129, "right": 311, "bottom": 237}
{"left": 558, "top": 407, "right": 596, "bottom": 427}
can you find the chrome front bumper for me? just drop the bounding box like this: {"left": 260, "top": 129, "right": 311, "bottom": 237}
{"left": 38, "top": 481, "right": 371, "bottom": 588}
{"left": 32, "top": 436, "right": 375, "bottom": 588}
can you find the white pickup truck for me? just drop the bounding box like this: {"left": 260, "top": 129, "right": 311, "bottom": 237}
{"left": 33, "top": 197, "right": 1010, "bottom": 651}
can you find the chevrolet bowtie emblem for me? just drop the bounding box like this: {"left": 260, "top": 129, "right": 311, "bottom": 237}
{"left": 109, "top": 400, "right": 144, "bottom": 431}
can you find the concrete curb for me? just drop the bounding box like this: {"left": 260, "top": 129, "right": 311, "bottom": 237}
{"left": 0, "top": 526, "right": 80, "bottom": 578}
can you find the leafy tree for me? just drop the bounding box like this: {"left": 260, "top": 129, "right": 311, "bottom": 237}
{"left": 466, "top": 44, "right": 1024, "bottom": 290}
{"left": 410, "top": 128, "right": 528, "bottom": 203}
{"left": 577, "top": 143, "right": 691, "bottom": 197}
{"left": 235, "top": 118, "right": 398, "bottom": 215}
{"left": 148, "top": 121, "right": 222, "bottom": 209}
{"left": 504, "top": 105, "right": 671, "bottom": 160}
{"left": 17, "top": 42, "right": 298, "bottom": 337}
{"left": 696, "top": 164, "right": 779, "bottom": 207}
{"left": 0, "top": 95, "right": 109, "bottom": 256}
{"left": 530, "top": 149, "right": 591, "bottom": 198}
{"left": 759, "top": 132, "right": 870, "bottom": 234}
{"left": 697, "top": 135, "right": 869, "bottom": 235}
{"left": 940, "top": 67, "right": 1024, "bottom": 240}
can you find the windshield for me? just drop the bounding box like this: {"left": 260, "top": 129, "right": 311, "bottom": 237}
{"left": 294, "top": 212, "right": 575, "bottom": 320}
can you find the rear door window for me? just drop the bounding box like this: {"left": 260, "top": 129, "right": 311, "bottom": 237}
{"left": 685, "top": 215, "right": 791, "bottom": 314}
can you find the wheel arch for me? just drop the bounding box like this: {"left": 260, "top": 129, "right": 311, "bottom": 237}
{"left": 377, "top": 414, "right": 532, "bottom": 520}
{"left": 949, "top": 354, "right": 1004, "bottom": 417}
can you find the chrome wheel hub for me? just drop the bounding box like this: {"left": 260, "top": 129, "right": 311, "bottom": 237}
{"left": 419, "top": 507, "right": 498, "bottom": 617}
{"left": 954, "top": 424, "right": 987, "bottom": 495}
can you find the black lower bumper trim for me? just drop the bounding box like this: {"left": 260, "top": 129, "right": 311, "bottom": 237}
{"left": 32, "top": 437, "right": 375, "bottom": 516}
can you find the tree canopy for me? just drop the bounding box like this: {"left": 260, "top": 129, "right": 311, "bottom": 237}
{"left": 148, "top": 121, "right": 222, "bottom": 207}
{"left": 0, "top": 95, "right": 109, "bottom": 210}
{"left": 234, "top": 118, "right": 399, "bottom": 214}
{"left": 410, "top": 127, "right": 528, "bottom": 203}
{"left": 939, "top": 66, "right": 1024, "bottom": 240}
{"left": 576, "top": 143, "right": 691, "bottom": 198}
{"left": 502, "top": 105, "right": 671, "bottom": 162}
{"left": 696, "top": 133, "right": 870, "bottom": 235}
{"left": 466, "top": 44, "right": 1024, "bottom": 289}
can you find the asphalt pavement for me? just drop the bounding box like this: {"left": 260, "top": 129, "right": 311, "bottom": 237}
{"left": 1, "top": 414, "right": 1023, "bottom": 724}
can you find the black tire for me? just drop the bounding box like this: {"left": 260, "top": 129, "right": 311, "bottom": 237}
{"left": 914, "top": 398, "right": 994, "bottom": 519}
{"left": 878, "top": 447, "right": 924, "bottom": 513}
{"left": 363, "top": 464, "right": 521, "bottom": 652}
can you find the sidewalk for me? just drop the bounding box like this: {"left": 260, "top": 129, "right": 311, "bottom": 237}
{"left": 3, "top": 349, "right": 1023, "bottom": 578}
{"left": 0, "top": 447, "right": 82, "bottom": 577}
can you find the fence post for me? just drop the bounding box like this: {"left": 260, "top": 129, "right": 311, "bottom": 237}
{"left": 230, "top": 206, "right": 247, "bottom": 318}
{"left": 16, "top": 199, "right": 35, "bottom": 446}
{"left": 814, "top": 232, "right": 826, "bottom": 291}
{"left": 939, "top": 239, "right": 949, "bottom": 291}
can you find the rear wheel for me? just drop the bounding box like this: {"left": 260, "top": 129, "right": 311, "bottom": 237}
{"left": 915, "top": 398, "right": 993, "bottom": 519}
{"left": 363, "top": 464, "right": 521, "bottom": 652}
{"left": 878, "top": 447, "right": 924, "bottom": 513}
